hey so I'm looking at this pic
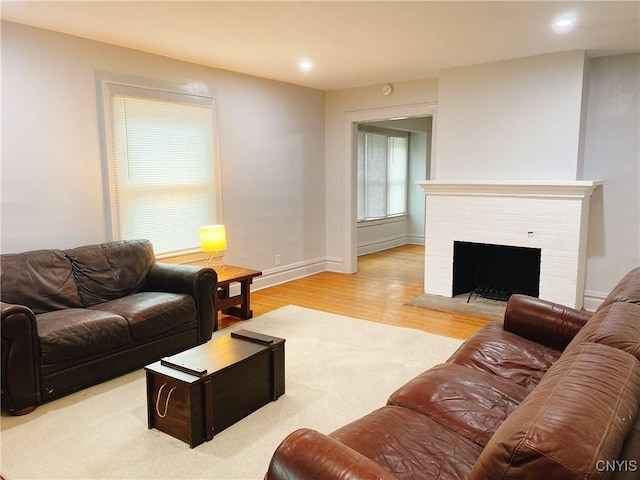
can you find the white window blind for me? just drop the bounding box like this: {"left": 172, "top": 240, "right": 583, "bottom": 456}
{"left": 357, "top": 129, "right": 408, "bottom": 221}
{"left": 103, "top": 83, "right": 220, "bottom": 255}
{"left": 387, "top": 136, "right": 408, "bottom": 216}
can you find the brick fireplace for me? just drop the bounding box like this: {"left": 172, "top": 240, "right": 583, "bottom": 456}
{"left": 417, "top": 181, "right": 601, "bottom": 309}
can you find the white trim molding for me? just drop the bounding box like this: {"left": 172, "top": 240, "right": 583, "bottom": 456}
{"left": 417, "top": 180, "right": 602, "bottom": 198}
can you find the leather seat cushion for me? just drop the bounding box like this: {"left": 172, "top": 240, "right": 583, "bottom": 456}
{"left": 38, "top": 308, "right": 132, "bottom": 364}
{"left": 90, "top": 291, "right": 197, "bottom": 340}
{"left": 469, "top": 343, "right": 640, "bottom": 480}
{"left": 388, "top": 363, "right": 529, "bottom": 447}
{"left": 330, "top": 405, "right": 483, "bottom": 480}
{"left": 447, "top": 322, "right": 561, "bottom": 390}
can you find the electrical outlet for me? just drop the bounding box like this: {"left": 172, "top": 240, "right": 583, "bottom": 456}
{"left": 275, "top": 254, "right": 281, "bottom": 266}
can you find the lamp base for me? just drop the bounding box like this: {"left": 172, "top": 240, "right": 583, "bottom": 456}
{"left": 204, "top": 252, "right": 225, "bottom": 272}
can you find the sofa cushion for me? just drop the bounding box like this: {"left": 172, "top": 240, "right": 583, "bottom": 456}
{"left": 598, "top": 267, "right": 640, "bottom": 310}
{"left": 387, "top": 363, "right": 529, "bottom": 447}
{"left": 616, "top": 414, "right": 640, "bottom": 480}
{"left": 37, "top": 309, "right": 133, "bottom": 364}
{"left": 469, "top": 343, "right": 640, "bottom": 480}
{"left": 89, "top": 292, "right": 197, "bottom": 340}
{"left": 1, "top": 249, "right": 82, "bottom": 314}
{"left": 566, "top": 302, "right": 640, "bottom": 360}
{"left": 330, "top": 405, "right": 484, "bottom": 480}
{"left": 448, "top": 322, "right": 561, "bottom": 390}
{"left": 65, "top": 239, "right": 155, "bottom": 307}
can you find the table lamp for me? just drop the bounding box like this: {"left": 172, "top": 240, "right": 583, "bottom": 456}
{"left": 199, "top": 224, "right": 227, "bottom": 270}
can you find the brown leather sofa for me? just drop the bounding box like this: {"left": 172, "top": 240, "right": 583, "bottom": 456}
{"left": 1, "top": 239, "right": 217, "bottom": 415}
{"left": 266, "top": 267, "right": 640, "bottom": 480}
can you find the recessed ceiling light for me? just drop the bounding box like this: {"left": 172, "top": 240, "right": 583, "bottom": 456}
{"left": 553, "top": 15, "right": 576, "bottom": 32}
{"left": 298, "top": 60, "right": 313, "bottom": 73}
{"left": 555, "top": 18, "right": 573, "bottom": 28}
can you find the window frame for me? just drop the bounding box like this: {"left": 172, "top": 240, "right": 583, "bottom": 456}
{"left": 357, "top": 126, "right": 409, "bottom": 223}
{"left": 101, "top": 81, "right": 223, "bottom": 257}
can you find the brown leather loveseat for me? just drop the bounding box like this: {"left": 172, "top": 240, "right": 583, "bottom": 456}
{"left": 1, "top": 239, "right": 217, "bottom": 415}
{"left": 266, "top": 267, "right": 640, "bottom": 480}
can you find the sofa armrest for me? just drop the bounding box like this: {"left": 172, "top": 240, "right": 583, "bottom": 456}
{"left": 145, "top": 262, "right": 214, "bottom": 295}
{"left": 504, "top": 294, "right": 592, "bottom": 350}
{"left": 265, "top": 428, "right": 402, "bottom": 480}
{"left": 1, "top": 302, "right": 41, "bottom": 414}
{"left": 145, "top": 263, "right": 217, "bottom": 342}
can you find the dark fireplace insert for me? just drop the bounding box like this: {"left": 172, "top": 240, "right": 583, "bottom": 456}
{"left": 453, "top": 241, "right": 541, "bottom": 302}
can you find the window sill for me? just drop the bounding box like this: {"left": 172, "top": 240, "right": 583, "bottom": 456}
{"left": 357, "top": 215, "right": 408, "bottom": 227}
{"left": 155, "top": 248, "right": 207, "bottom": 265}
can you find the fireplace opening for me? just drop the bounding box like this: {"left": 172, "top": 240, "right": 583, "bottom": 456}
{"left": 453, "top": 241, "right": 541, "bottom": 302}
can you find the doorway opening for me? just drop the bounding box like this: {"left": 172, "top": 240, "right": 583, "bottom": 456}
{"left": 343, "top": 103, "right": 438, "bottom": 274}
{"left": 355, "top": 117, "right": 432, "bottom": 257}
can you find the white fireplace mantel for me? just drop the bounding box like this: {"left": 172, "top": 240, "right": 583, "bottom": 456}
{"left": 417, "top": 180, "right": 602, "bottom": 198}
{"left": 417, "top": 179, "right": 602, "bottom": 309}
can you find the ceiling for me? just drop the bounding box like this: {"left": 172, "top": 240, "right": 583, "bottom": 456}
{"left": 2, "top": 1, "right": 639, "bottom": 91}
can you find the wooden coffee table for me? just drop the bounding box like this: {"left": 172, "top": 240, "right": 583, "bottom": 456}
{"left": 145, "top": 330, "right": 285, "bottom": 448}
{"left": 213, "top": 265, "right": 262, "bottom": 329}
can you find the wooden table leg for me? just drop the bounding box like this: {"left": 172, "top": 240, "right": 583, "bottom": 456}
{"left": 218, "top": 285, "right": 230, "bottom": 301}
{"left": 218, "top": 279, "right": 254, "bottom": 320}
{"left": 239, "top": 279, "right": 253, "bottom": 319}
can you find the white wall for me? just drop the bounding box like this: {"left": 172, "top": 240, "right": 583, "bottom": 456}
{"left": 1, "top": 22, "right": 326, "bottom": 283}
{"left": 583, "top": 53, "right": 640, "bottom": 307}
{"left": 436, "top": 51, "right": 588, "bottom": 181}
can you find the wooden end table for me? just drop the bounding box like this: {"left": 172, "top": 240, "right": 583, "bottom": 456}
{"left": 213, "top": 265, "right": 262, "bottom": 330}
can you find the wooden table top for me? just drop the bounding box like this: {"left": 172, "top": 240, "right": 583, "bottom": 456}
{"left": 213, "top": 265, "right": 262, "bottom": 285}
{"left": 145, "top": 334, "right": 281, "bottom": 383}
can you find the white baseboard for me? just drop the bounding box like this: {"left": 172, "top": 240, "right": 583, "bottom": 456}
{"left": 325, "top": 256, "right": 344, "bottom": 272}
{"left": 357, "top": 236, "right": 408, "bottom": 256}
{"left": 252, "top": 257, "right": 328, "bottom": 291}
{"left": 583, "top": 290, "right": 607, "bottom": 312}
{"left": 356, "top": 234, "right": 424, "bottom": 256}
{"left": 406, "top": 235, "right": 425, "bottom": 246}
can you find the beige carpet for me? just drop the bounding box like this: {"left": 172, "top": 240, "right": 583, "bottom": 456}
{"left": 407, "top": 293, "right": 507, "bottom": 322}
{"left": 0, "top": 305, "right": 463, "bottom": 480}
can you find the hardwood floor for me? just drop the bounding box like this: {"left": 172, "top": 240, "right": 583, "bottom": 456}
{"left": 220, "top": 244, "right": 488, "bottom": 340}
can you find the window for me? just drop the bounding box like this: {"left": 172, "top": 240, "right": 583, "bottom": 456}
{"left": 102, "top": 83, "right": 221, "bottom": 255}
{"left": 357, "top": 128, "right": 408, "bottom": 221}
